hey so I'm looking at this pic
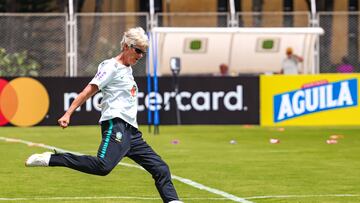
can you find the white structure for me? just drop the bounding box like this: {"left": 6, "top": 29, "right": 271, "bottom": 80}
{"left": 151, "top": 27, "right": 324, "bottom": 75}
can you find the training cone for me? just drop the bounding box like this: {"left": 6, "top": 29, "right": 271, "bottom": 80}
{"left": 326, "top": 139, "right": 338, "bottom": 144}
{"left": 269, "top": 138, "right": 280, "bottom": 144}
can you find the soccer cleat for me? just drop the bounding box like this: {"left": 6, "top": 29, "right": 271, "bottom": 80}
{"left": 25, "top": 152, "right": 52, "bottom": 167}
{"left": 168, "top": 201, "right": 184, "bottom": 203}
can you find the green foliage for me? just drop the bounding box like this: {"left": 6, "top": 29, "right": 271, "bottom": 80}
{"left": 0, "top": 48, "right": 41, "bottom": 77}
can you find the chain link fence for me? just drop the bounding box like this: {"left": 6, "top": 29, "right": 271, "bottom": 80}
{"left": 318, "top": 12, "right": 359, "bottom": 73}
{"left": 0, "top": 13, "right": 67, "bottom": 77}
{"left": 3, "top": 12, "right": 360, "bottom": 76}
{"left": 75, "top": 13, "right": 148, "bottom": 77}
{"left": 238, "top": 12, "right": 310, "bottom": 27}
{"left": 156, "top": 12, "right": 229, "bottom": 27}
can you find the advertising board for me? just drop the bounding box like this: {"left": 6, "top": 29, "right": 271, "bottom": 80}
{"left": 0, "top": 76, "right": 260, "bottom": 126}
{"left": 260, "top": 74, "right": 359, "bottom": 126}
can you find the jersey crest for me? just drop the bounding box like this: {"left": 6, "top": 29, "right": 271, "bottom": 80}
{"left": 130, "top": 85, "right": 137, "bottom": 97}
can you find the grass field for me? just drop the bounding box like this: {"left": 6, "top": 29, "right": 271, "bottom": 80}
{"left": 0, "top": 125, "right": 360, "bottom": 203}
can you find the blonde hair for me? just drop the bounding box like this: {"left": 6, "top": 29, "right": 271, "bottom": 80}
{"left": 120, "top": 27, "right": 149, "bottom": 50}
{"left": 286, "top": 47, "right": 293, "bottom": 55}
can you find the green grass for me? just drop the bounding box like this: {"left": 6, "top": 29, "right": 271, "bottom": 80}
{"left": 0, "top": 125, "right": 360, "bottom": 203}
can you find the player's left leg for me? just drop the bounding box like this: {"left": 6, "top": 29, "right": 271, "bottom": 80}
{"left": 126, "top": 129, "right": 182, "bottom": 203}
{"left": 26, "top": 118, "right": 131, "bottom": 176}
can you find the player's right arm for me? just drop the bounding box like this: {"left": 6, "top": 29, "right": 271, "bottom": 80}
{"left": 294, "top": 54, "right": 304, "bottom": 62}
{"left": 58, "top": 84, "right": 99, "bottom": 128}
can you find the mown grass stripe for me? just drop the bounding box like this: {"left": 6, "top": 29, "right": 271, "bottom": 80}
{"left": 0, "top": 136, "right": 252, "bottom": 203}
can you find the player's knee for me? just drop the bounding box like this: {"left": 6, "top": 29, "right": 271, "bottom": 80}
{"left": 97, "top": 166, "right": 112, "bottom": 176}
{"left": 96, "top": 161, "right": 114, "bottom": 176}
{"left": 153, "top": 164, "right": 171, "bottom": 179}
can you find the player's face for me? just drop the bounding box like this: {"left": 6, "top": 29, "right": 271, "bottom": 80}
{"left": 127, "top": 44, "right": 147, "bottom": 65}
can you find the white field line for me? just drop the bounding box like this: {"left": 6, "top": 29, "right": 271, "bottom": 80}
{"left": 0, "top": 136, "right": 252, "bottom": 203}
{"left": 0, "top": 196, "right": 230, "bottom": 201}
{"left": 1, "top": 194, "right": 359, "bottom": 202}
{"left": 0, "top": 197, "right": 160, "bottom": 201}
{"left": 246, "top": 194, "right": 360, "bottom": 200}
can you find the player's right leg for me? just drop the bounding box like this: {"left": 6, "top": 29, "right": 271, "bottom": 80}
{"left": 127, "top": 130, "right": 182, "bottom": 203}
{"left": 25, "top": 118, "right": 130, "bottom": 176}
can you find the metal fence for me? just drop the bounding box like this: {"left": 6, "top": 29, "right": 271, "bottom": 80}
{"left": 1, "top": 12, "right": 360, "bottom": 76}
{"left": 318, "top": 12, "right": 360, "bottom": 73}
{"left": 156, "top": 12, "right": 229, "bottom": 27}
{"left": 0, "top": 13, "right": 67, "bottom": 77}
{"left": 75, "top": 13, "right": 148, "bottom": 76}
{"left": 238, "top": 12, "right": 310, "bottom": 27}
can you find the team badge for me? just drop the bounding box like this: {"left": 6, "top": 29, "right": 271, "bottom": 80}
{"left": 130, "top": 85, "right": 137, "bottom": 97}
{"left": 115, "top": 132, "right": 123, "bottom": 142}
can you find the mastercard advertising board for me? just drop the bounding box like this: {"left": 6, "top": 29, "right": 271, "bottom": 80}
{"left": 0, "top": 77, "right": 49, "bottom": 127}
{"left": 0, "top": 76, "right": 260, "bottom": 127}
{"left": 0, "top": 77, "right": 89, "bottom": 127}
{"left": 260, "top": 74, "right": 360, "bottom": 126}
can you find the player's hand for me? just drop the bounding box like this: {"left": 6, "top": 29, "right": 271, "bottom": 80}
{"left": 58, "top": 114, "right": 70, "bottom": 129}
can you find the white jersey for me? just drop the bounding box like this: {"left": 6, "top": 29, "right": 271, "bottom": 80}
{"left": 282, "top": 56, "right": 299, "bottom": 75}
{"left": 89, "top": 58, "right": 139, "bottom": 128}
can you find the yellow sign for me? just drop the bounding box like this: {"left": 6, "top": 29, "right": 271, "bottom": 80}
{"left": 260, "top": 74, "right": 359, "bottom": 126}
